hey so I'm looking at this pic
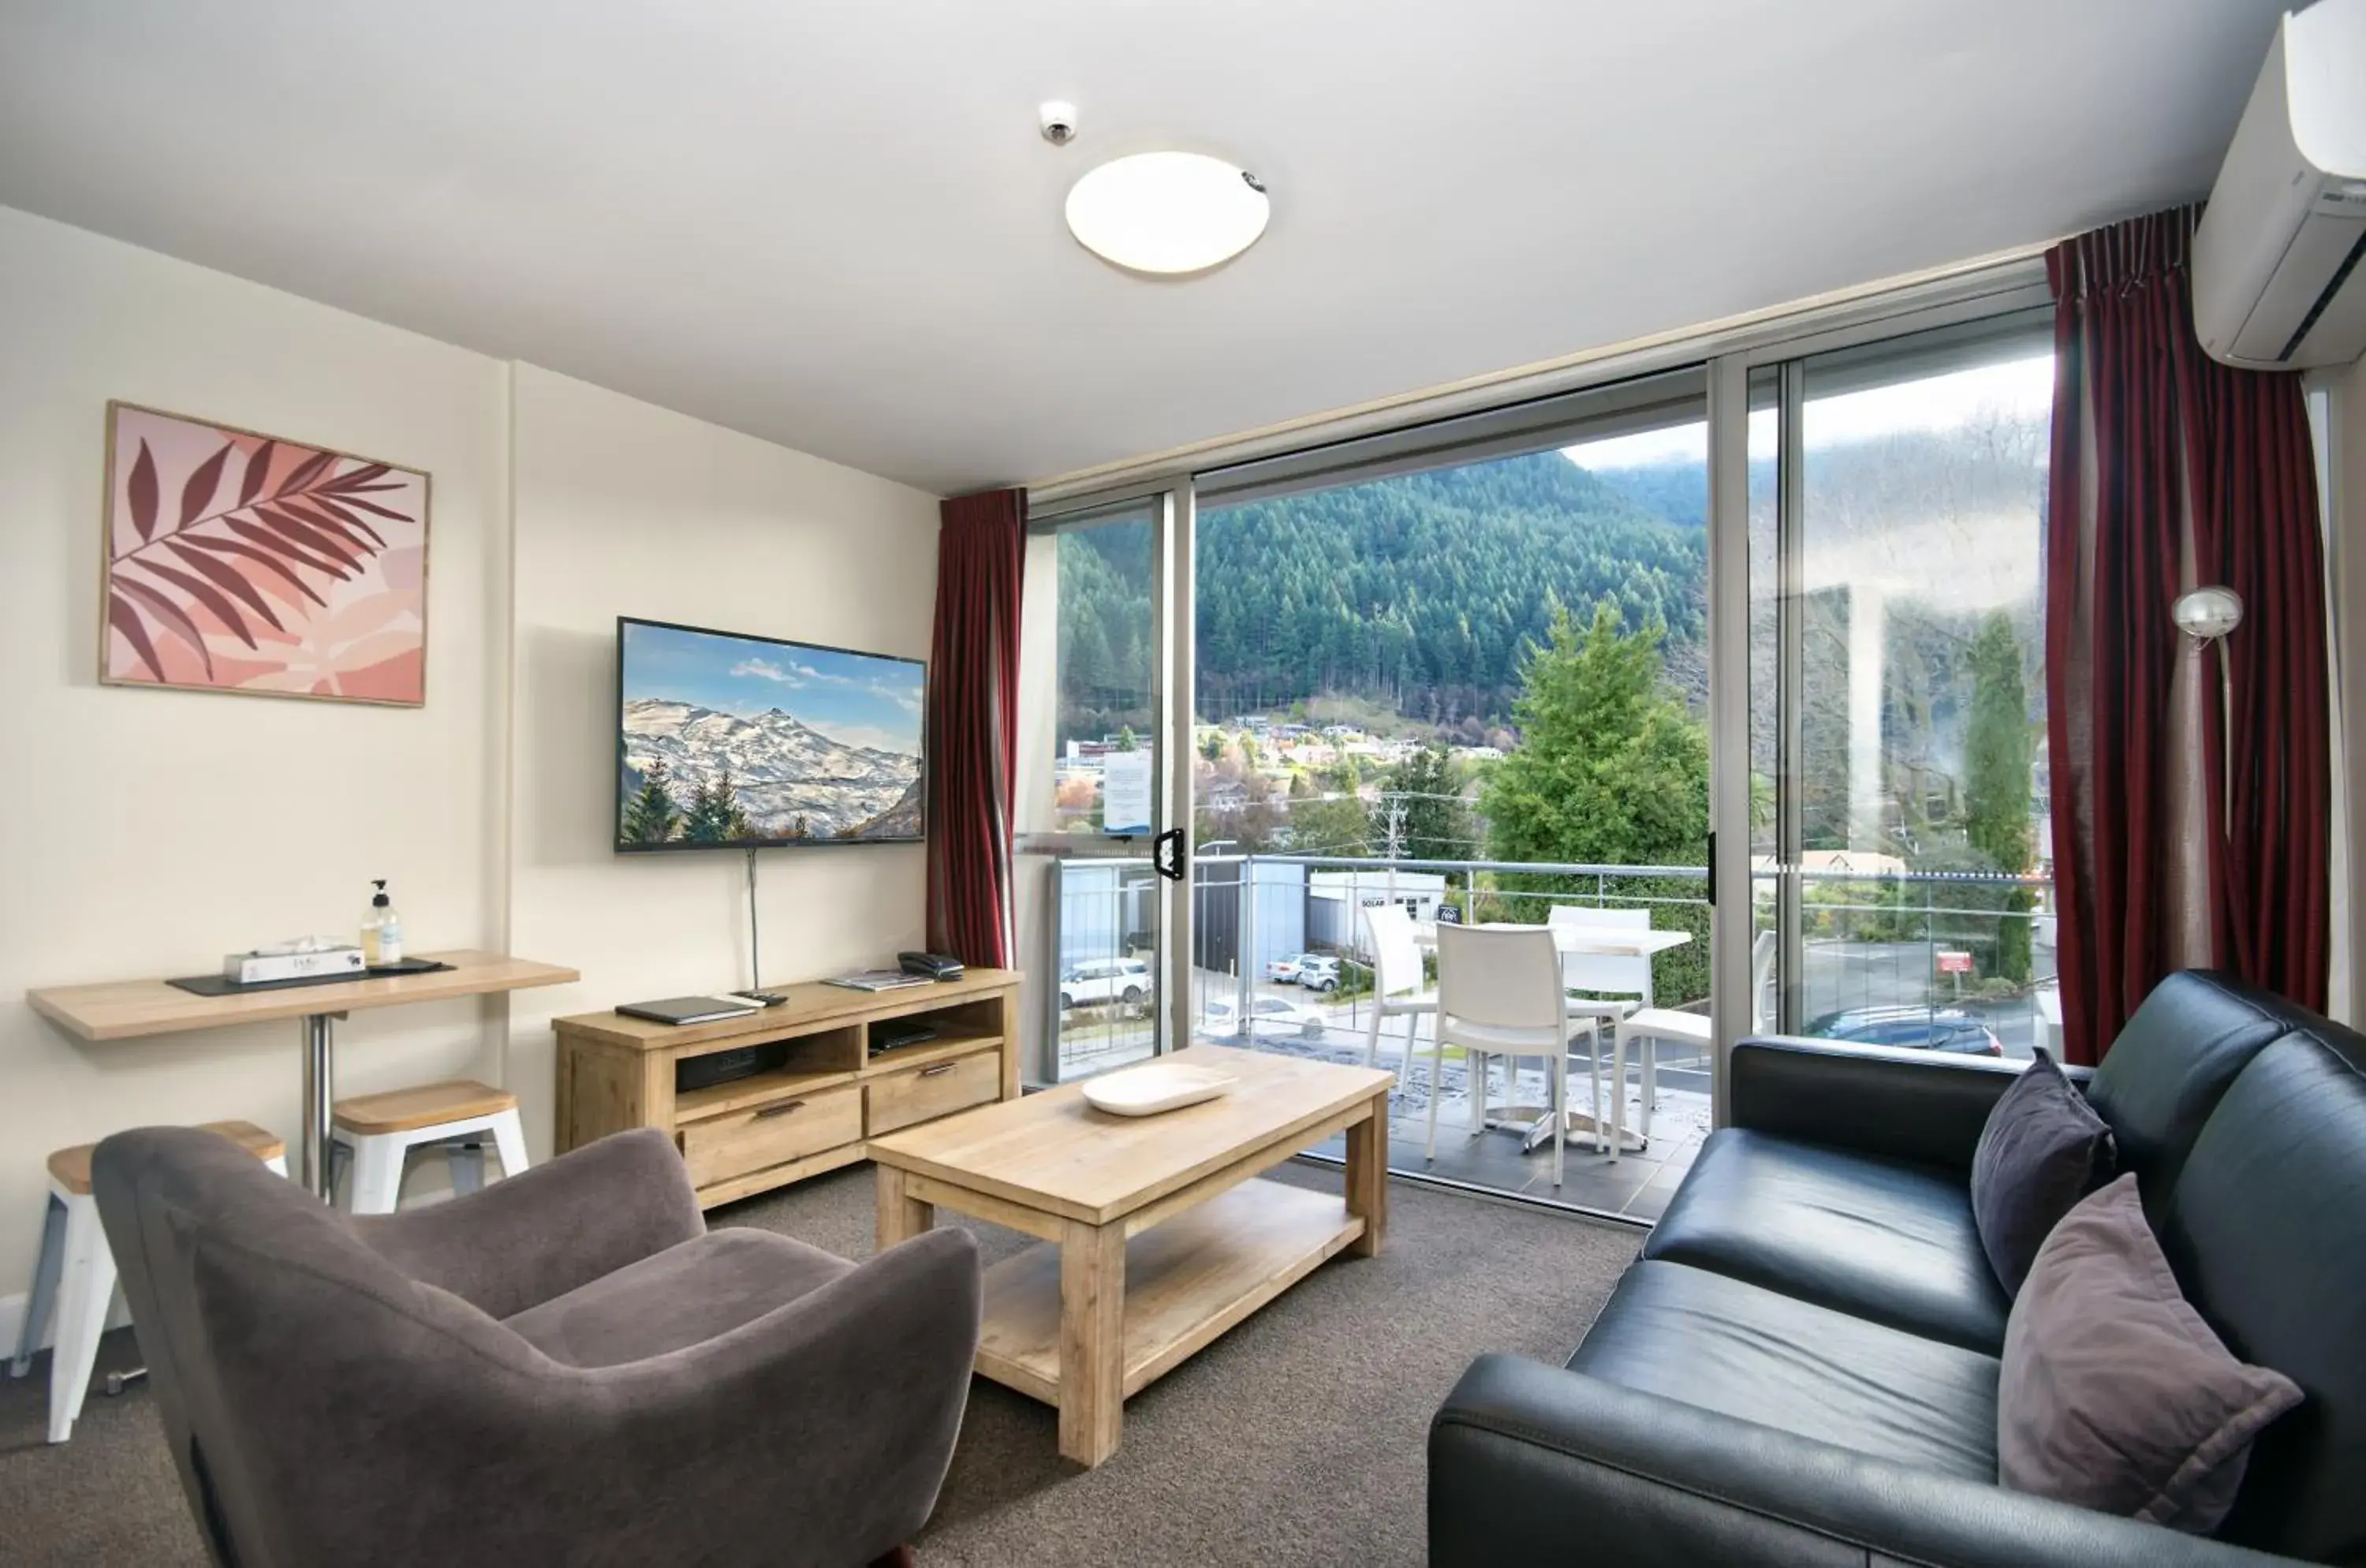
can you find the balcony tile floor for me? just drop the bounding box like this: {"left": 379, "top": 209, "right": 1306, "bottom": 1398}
{"left": 1241, "top": 1030, "right": 1711, "bottom": 1223}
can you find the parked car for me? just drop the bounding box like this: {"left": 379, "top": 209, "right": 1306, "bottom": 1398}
{"left": 1203, "top": 995, "right": 1325, "bottom": 1039}
{"left": 1802, "top": 1004, "right": 2004, "bottom": 1056}
{"left": 1263, "top": 952, "right": 1321, "bottom": 984}
{"left": 1295, "top": 956, "right": 1343, "bottom": 992}
{"left": 1059, "top": 957, "right": 1153, "bottom": 1013}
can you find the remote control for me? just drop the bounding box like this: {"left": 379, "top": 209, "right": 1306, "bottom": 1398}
{"left": 726, "top": 991, "right": 789, "bottom": 1008}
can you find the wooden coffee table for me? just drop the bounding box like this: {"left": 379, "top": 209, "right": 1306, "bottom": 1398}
{"left": 868, "top": 1044, "right": 1394, "bottom": 1466}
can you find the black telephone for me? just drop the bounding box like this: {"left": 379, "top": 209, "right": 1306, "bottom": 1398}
{"left": 898, "top": 950, "right": 965, "bottom": 980}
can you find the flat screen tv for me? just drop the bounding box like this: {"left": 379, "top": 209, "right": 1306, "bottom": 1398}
{"left": 614, "top": 617, "right": 926, "bottom": 851}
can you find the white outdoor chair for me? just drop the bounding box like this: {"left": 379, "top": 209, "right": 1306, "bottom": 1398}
{"left": 1548, "top": 905, "right": 1652, "bottom": 1142}
{"left": 1360, "top": 905, "right": 1446, "bottom": 1158}
{"left": 1549, "top": 904, "right": 1655, "bottom": 1015}
{"left": 1437, "top": 923, "right": 1587, "bottom": 1187}
{"left": 1607, "top": 928, "right": 1778, "bottom": 1160}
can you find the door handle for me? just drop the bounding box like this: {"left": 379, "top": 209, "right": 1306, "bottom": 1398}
{"left": 920, "top": 1062, "right": 959, "bottom": 1078}
{"left": 1153, "top": 827, "right": 1186, "bottom": 883}
{"left": 754, "top": 1099, "right": 805, "bottom": 1119}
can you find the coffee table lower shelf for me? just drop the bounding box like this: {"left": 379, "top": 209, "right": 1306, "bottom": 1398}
{"left": 974, "top": 1177, "right": 1362, "bottom": 1406}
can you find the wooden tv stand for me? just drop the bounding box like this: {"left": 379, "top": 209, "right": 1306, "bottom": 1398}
{"left": 551, "top": 969, "right": 1021, "bottom": 1209}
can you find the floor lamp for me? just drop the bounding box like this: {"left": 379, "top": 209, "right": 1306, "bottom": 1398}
{"left": 2173, "top": 585, "right": 2244, "bottom": 828}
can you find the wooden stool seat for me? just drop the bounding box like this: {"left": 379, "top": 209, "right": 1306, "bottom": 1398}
{"left": 45, "top": 1119, "right": 286, "bottom": 1197}
{"left": 329, "top": 1079, "right": 529, "bottom": 1215}
{"left": 18, "top": 1121, "right": 289, "bottom": 1443}
{"left": 334, "top": 1080, "right": 517, "bottom": 1136}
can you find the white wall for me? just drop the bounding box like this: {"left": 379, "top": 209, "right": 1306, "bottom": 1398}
{"left": 0, "top": 208, "right": 944, "bottom": 1322}
{"left": 503, "top": 367, "right": 939, "bottom": 1155}
{"left": 0, "top": 206, "right": 514, "bottom": 1316}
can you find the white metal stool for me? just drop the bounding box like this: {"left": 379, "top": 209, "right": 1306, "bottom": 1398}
{"left": 328, "top": 1079, "right": 528, "bottom": 1215}
{"left": 9, "top": 1120, "right": 286, "bottom": 1443}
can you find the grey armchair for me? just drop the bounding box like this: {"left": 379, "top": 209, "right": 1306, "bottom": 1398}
{"left": 91, "top": 1125, "right": 981, "bottom": 1568}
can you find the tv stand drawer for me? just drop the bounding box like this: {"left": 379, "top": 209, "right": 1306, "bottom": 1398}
{"left": 868, "top": 1047, "right": 999, "bottom": 1136}
{"left": 678, "top": 1081, "right": 861, "bottom": 1188}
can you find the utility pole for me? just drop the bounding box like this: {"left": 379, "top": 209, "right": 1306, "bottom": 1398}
{"left": 1380, "top": 794, "right": 1406, "bottom": 959}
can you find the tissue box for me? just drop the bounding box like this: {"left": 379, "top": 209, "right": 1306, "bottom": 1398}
{"left": 224, "top": 946, "right": 366, "bottom": 984}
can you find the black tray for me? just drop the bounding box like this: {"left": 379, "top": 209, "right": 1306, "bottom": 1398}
{"left": 166, "top": 958, "right": 453, "bottom": 997}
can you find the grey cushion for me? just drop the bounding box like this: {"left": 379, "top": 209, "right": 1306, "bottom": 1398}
{"left": 506, "top": 1228, "right": 854, "bottom": 1368}
{"left": 1642, "top": 1127, "right": 2011, "bottom": 1353}
{"left": 1998, "top": 1174, "right": 2302, "bottom": 1533}
{"left": 1569, "top": 1260, "right": 2001, "bottom": 1480}
{"left": 1971, "top": 1047, "right": 2114, "bottom": 1294}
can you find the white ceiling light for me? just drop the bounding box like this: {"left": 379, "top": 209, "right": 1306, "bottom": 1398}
{"left": 1064, "top": 151, "right": 1270, "bottom": 277}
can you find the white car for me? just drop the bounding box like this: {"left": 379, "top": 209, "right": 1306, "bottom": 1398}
{"left": 1263, "top": 952, "right": 1320, "bottom": 984}
{"left": 1203, "top": 995, "right": 1325, "bottom": 1039}
{"left": 1295, "top": 956, "right": 1343, "bottom": 992}
{"left": 1059, "top": 958, "right": 1153, "bottom": 1012}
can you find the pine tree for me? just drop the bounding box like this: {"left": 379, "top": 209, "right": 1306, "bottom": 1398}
{"left": 1962, "top": 610, "right": 2036, "bottom": 982}
{"left": 683, "top": 769, "right": 755, "bottom": 842}
{"left": 1480, "top": 600, "right": 1708, "bottom": 869}
{"left": 715, "top": 770, "right": 753, "bottom": 839}
{"left": 1478, "top": 599, "right": 1711, "bottom": 1003}
{"left": 621, "top": 761, "right": 683, "bottom": 844}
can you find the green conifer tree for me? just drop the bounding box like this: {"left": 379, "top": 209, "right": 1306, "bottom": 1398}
{"left": 621, "top": 761, "right": 683, "bottom": 844}
{"left": 683, "top": 770, "right": 756, "bottom": 842}
{"left": 1479, "top": 599, "right": 1711, "bottom": 1002}
{"left": 1962, "top": 611, "right": 2036, "bottom": 982}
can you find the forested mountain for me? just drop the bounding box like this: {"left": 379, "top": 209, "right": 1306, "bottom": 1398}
{"left": 1054, "top": 449, "right": 1708, "bottom": 744}
{"left": 1192, "top": 452, "right": 1706, "bottom": 726}
{"left": 1056, "top": 420, "right": 2047, "bottom": 786}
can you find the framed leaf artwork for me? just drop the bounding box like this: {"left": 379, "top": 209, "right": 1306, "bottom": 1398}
{"left": 99, "top": 401, "right": 431, "bottom": 705}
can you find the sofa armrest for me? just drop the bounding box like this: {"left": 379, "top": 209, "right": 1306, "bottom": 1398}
{"left": 1731, "top": 1034, "right": 2088, "bottom": 1170}
{"left": 1431, "top": 1356, "right": 2289, "bottom": 1568}
{"left": 350, "top": 1126, "right": 703, "bottom": 1318}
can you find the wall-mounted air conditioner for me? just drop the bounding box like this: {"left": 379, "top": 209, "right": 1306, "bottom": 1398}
{"left": 2192, "top": 0, "right": 2366, "bottom": 370}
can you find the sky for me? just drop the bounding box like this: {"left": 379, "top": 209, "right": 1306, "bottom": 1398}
{"left": 621, "top": 620, "right": 924, "bottom": 756}
{"left": 1562, "top": 352, "right": 2055, "bottom": 470}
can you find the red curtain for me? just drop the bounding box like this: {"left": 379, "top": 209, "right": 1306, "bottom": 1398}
{"left": 2182, "top": 316, "right": 2331, "bottom": 1007}
{"left": 925, "top": 489, "right": 1026, "bottom": 968}
{"left": 2045, "top": 207, "right": 2328, "bottom": 1063}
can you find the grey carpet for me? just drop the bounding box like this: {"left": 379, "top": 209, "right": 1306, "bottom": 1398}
{"left": 0, "top": 1160, "right": 1639, "bottom": 1566}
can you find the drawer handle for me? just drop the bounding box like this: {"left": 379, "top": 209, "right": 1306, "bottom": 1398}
{"left": 919, "top": 1062, "right": 959, "bottom": 1078}
{"left": 754, "top": 1099, "right": 806, "bottom": 1119}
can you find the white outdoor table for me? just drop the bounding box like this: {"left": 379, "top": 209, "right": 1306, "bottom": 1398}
{"left": 1411, "top": 920, "right": 1692, "bottom": 960}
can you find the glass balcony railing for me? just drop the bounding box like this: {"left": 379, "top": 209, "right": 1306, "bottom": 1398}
{"left": 1046, "top": 853, "right": 2056, "bottom": 1221}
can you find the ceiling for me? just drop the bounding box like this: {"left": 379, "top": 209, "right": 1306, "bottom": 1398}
{"left": 0, "top": 1, "right": 2291, "bottom": 495}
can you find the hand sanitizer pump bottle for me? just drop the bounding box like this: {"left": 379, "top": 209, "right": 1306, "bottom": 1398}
{"left": 362, "top": 879, "right": 403, "bottom": 965}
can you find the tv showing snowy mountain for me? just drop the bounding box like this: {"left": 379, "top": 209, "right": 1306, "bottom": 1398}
{"left": 615, "top": 618, "right": 925, "bottom": 849}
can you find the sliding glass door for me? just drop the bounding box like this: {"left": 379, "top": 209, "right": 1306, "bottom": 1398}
{"left": 1014, "top": 495, "right": 1170, "bottom": 1082}
{"left": 1182, "top": 369, "right": 1718, "bottom": 1219}
{"left": 1010, "top": 269, "right": 2058, "bottom": 1223}
{"left": 1738, "top": 313, "right": 2058, "bottom": 1064}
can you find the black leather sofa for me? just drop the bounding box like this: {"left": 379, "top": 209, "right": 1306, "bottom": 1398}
{"left": 1430, "top": 971, "right": 2366, "bottom": 1566}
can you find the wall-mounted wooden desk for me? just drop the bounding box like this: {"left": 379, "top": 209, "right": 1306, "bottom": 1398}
{"left": 28, "top": 950, "right": 578, "bottom": 1198}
